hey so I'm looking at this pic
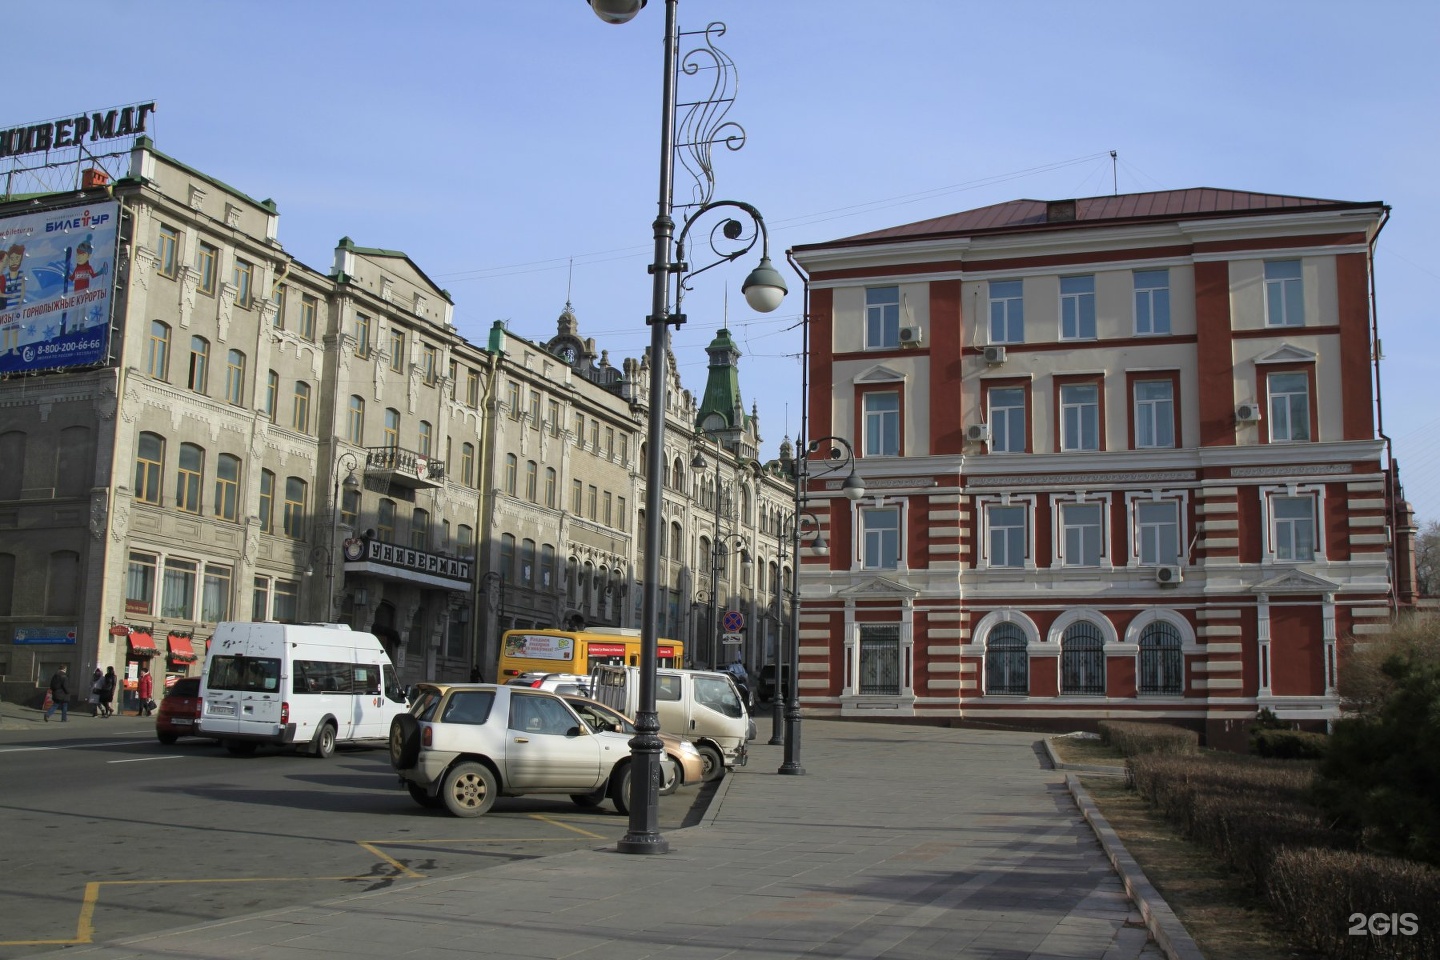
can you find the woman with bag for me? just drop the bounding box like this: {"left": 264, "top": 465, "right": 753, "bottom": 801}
{"left": 97, "top": 666, "right": 117, "bottom": 718}
{"left": 89, "top": 667, "right": 104, "bottom": 717}
{"left": 136, "top": 664, "right": 154, "bottom": 717}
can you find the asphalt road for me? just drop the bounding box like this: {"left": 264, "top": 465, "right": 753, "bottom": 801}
{"left": 0, "top": 716, "right": 710, "bottom": 958}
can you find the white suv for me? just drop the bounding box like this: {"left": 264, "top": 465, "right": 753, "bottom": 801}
{"left": 389, "top": 683, "right": 667, "bottom": 818}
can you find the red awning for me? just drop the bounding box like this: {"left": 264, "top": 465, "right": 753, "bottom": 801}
{"left": 128, "top": 631, "right": 158, "bottom": 655}
{"left": 166, "top": 633, "right": 197, "bottom": 663}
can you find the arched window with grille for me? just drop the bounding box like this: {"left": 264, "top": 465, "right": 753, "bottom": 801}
{"left": 1060, "top": 621, "right": 1106, "bottom": 695}
{"left": 984, "top": 622, "right": 1028, "bottom": 695}
{"left": 1138, "top": 621, "right": 1184, "bottom": 695}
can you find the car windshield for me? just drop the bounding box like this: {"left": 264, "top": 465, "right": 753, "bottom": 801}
{"left": 569, "top": 699, "right": 635, "bottom": 734}
{"left": 166, "top": 679, "right": 200, "bottom": 698}
{"left": 693, "top": 676, "right": 744, "bottom": 718}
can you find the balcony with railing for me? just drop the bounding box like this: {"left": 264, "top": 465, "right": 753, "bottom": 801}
{"left": 365, "top": 445, "right": 445, "bottom": 491}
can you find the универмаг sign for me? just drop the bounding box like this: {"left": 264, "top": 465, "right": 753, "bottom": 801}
{"left": 0, "top": 200, "right": 118, "bottom": 374}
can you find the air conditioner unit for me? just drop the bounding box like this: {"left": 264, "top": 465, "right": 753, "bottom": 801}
{"left": 1235, "top": 402, "right": 1262, "bottom": 423}
{"left": 1155, "top": 565, "right": 1183, "bottom": 585}
{"left": 983, "top": 344, "right": 1007, "bottom": 365}
{"left": 898, "top": 326, "right": 923, "bottom": 347}
{"left": 966, "top": 423, "right": 991, "bottom": 443}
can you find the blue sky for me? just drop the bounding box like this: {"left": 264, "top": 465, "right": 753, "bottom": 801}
{"left": 12, "top": 1, "right": 1440, "bottom": 521}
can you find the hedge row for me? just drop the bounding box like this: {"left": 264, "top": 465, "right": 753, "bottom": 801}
{"left": 1128, "top": 752, "right": 1440, "bottom": 959}
{"left": 1097, "top": 720, "right": 1199, "bottom": 757}
{"left": 1253, "top": 728, "right": 1330, "bottom": 760}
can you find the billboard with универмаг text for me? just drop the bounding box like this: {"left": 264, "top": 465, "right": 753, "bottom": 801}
{"left": 0, "top": 200, "right": 118, "bottom": 374}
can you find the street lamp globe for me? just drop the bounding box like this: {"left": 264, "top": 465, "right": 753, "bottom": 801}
{"left": 741, "top": 256, "right": 788, "bottom": 313}
{"left": 841, "top": 469, "right": 866, "bottom": 500}
{"left": 586, "top": 0, "right": 646, "bottom": 24}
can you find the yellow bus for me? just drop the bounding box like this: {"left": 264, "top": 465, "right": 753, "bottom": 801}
{"left": 497, "top": 628, "right": 685, "bottom": 681}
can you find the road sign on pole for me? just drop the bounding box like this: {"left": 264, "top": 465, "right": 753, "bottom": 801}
{"left": 722, "top": 610, "right": 745, "bottom": 633}
{"left": 721, "top": 633, "right": 743, "bottom": 645}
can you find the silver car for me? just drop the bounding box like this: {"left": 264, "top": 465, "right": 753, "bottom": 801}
{"left": 389, "top": 683, "right": 663, "bottom": 818}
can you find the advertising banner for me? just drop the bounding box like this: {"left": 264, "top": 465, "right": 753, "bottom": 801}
{"left": 0, "top": 200, "right": 118, "bottom": 374}
{"left": 13, "top": 626, "right": 78, "bottom": 645}
{"left": 502, "top": 634, "right": 575, "bottom": 663}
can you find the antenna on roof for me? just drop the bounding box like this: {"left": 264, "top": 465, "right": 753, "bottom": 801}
{"left": 1110, "top": 150, "right": 1118, "bottom": 196}
{"left": 565, "top": 257, "right": 574, "bottom": 310}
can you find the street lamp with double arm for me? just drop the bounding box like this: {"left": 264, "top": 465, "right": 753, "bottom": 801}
{"left": 585, "top": 0, "right": 787, "bottom": 855}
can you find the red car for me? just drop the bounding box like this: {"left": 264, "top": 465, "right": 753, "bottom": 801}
{"left": 155, "top": 677, "right": 211, "bottom": 745}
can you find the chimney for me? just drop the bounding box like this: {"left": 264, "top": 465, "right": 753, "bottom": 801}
{"left": 81, "top": 167, "right": 111, "bottom": 190}
{"left": 1045, "top": 199, "right": 1077, "bottom": 223}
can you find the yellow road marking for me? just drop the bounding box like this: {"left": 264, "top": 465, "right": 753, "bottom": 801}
{"left": 527, "top": 814, "right": 609, "bottom": 839}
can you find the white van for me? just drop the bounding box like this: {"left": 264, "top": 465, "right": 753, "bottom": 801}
{"left": 200, "top": 622, "right": 408, "bottom": 758}
{"left": 589, "top": 664, "right": 749, "bottom": 781}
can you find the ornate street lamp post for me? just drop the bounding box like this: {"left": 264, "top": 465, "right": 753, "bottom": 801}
{"left": 586, "top": 0, "right": 787, "bottom": 854}
{"left": 777, "top": 436, "right": 864, "bottom": 775}
{"left": 313, "top": 452, "right": 360, "bottom": 621}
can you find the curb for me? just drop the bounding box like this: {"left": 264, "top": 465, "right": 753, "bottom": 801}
{"left": 1042, "top": 735, "right": 1128, "bottom": 774}
{"left": 1066, "top": 773, "right": 1206, "bottom": 960}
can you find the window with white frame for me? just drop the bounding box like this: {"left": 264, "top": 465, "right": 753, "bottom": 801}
{"left": 863, "top": 391, "right": 900, "bottom": 457}
{"left": 1134, "top": 380, "right": 1175, "bottom": 448}
{"left": 865, "top": 286, "right": 900, "bottom": 349}
{"left": 989, "top": 386, "right": 1026, "bottom": 453}
{"left": 858, "top": 624, "right": 902, "bottom": 695}
{"left": 986, "top": 504, "right": 1028, "bottom": 568}
{"left": 1060, "top": 275, "right": 1096, "bottom": 340}
{"left": 1135, "top": 500, "right": 1181, "bottom": 566}
{"left": 988, "top": 280, "right": 1024, "bottom": 344}
{"left": 862, "top": 506, "right": 900, "bottom": 569}
{"left": 1060, "top": 383, "right": 1100, "bottom": 451}
{"left": 1133, "top": 270, "right": 1170, "bottom": 335}
{"left": 1060, "top": 502, "right": 1104, "bottom": 567}
{"left": 1271, "top": 494, "right": 1317, "bottom": 561}
{"left": 1264, "top": 260, "right": 1304, "bottom": 327}
{"left": 1267, "top": 371, "right": 1311, "bottom": 442}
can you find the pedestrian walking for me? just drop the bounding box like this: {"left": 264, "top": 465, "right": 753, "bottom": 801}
{"left": 44, "top": 665, "right": 70, "bottom": 722}
{"left": 88, "top": 667, "right": 104, "bottom": 716}
{"left": 136, "top": 664, "right": 155, "bottom": 717}
{"left": 98, "top": 666, "right": 117, "bottom": 718}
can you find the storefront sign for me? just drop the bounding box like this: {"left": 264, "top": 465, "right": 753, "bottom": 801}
{"left": 13, "top": 626, "right": 77, "bottom": 644}
{"left": 0, "top": 103, "right": 155, "bottom": 159}
{"left": 343, "top": 536, "right": 471, "bottom": 586}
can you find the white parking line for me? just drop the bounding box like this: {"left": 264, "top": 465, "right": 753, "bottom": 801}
{"left": 107, "top": 755, "right": 186, "bottom": 764}
{"left": 0, "top": 741, "right": 152, "bottom": 754}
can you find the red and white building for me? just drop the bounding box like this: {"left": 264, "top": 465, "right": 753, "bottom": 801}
{"left": 789, "top": 189, "right": 1416, "bottom": 745}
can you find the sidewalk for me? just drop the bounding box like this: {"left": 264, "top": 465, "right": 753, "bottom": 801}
{"left": 29, "top": 713, "right": 1191, "bottom": 960}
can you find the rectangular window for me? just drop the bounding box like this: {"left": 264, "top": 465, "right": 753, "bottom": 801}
{"left": 988, "top": 280, "right": 1024, "bottom": 344}
{"left": 1268, "top": 371, "right": 1311, "bottom": 442}
{"left": 161, "top": 558, "right": 197, "bottom": 620}
{"left": 469, "top": 370, "right": 482, "bottom": 408}
{"left": 135, "top": 433, "right": 164, "bottom": 504}
{"left": 272, "top": 283, "right": 287, "bottom": 329}
{"left": 865, "top": 286, "right": 900, "bottom": 349}
{"left": 544, "top": 467, "right": 556, "bottom": 507}
{"left": 147, "top": 321, "right": 170, "bottom": 379}
{"left": 548, "top": 399, "right": 561, "bottom": 434}
{"left": 1060, "top": 383, "right": 1100, "bottom": 451}
{"left": 1265, "top": 260, "right": 1304, "bottom": 327}
{"left": 389, "top": 327, "right": 405, "bottom": 372}
{"left": 196, "top": 242, "right": 218, "bottom": 296}
{"left": 1134, "top": 270, "right": 1170, "bottom": 335}
{"left": 1273, "top": 496, "right": 1316, "bottom": 561}
{"left": 1134, "top": 380, "right": 1175, "bottom": 448}
{"left": 423, "top": 344, "right": 439, "bottom": 384}
{"left": 292, "top": 381, "right": 311, "bottom": 433}
{"left": 862, "top": 507, "right": 900, "bottom": 569}
{"left": 461, "top": 443, "right": 475, "bottom": 487}
{"left": 617, "top": 496, "right": 627, "bottom": 531}
{"left": 264, "top": 371, "right": 279, "bottom": 422}
{"left": 202, "top": 564, "right": 232, "bottom": 622}
{"left": 233, "top": 258, "right": 254, "bottom": 308}
{"left": 299, "top": 294, "right": 317, "bottom": 341}
{"left": 529, "top": 390, "right": 541, "bottom": 427}
{"left": 1136, "top": 501, "right": 1180, "bottom": 565}
{"left": 603, "top": 491, "right": 613, "bottom": 527}
{"left": 214, "top": 454, "right": 240, "bottom": 522}
{"left": 176, "top": 444, "right": 203, "bottom": 513}
{"left": 572, "top": 479, "right": 583, "bottom": 515}
{"left": 590, "top": 420, "right": 600, "bottom": 450}
{"left": 258, "top": 470, "right": 274, "bottom": 534}
{"left": 574, "top": 412, "right": 584, "bottom": 445}
{"left": 525, "top": 461, "right": 538, "bottom": 502}
{"left": 273, "top": 580, "right": 299, "bottom": 622}
{"left": 858, "top": 624, "right": 901, "bottom": 695}
{"left": 1061, "top": 503, "right": 1103, "bottom": 567}
{"left": 251, "top": 576, "right": 270, "bottom": 621}
{"left": 988, "top": 386, "right": 1026, "bottom": 454}
{"left": 377, "top": 500, "right": 396, "bottom": 543}
{"left": 411, "top": 509, "right": 428, "bottom": 550}
{"left": 188, "top": 336, "right": 209, "bottom": 393}
{"left": 347, "top": 396, "right": 365, "bottom": 444}
{"left": 354, "top": 313, "right": 372, "bottom": 358}
{"left": 224, "top": 349, "right": 246, "bottom": 406}
{"left": 1060, "top": 275, "right": 1096, "bottom": 340}
{"left": 282, "top": 477, "right": 306, "bottom": 539}
{"left": 606, "top": 427, "right": 615, "bottom": 460}
{"left": 340, "top": 487, "right": 359, "bottom": 528}
{"left": 126, "top": 551, "right": 157, "bottom": 615}
{"left": 157, "top": 224, "right": 179, "bottom": 278}
{"left": 863, "top": 391, "right": 900, "bottom": 457}
{"left": 988, "top": 505, "right": 1027, "bottom": 568}
{"left": 587, "top": 485, "right": 598, "bottom": 520}
{"left": 620, "top": 436, "right": 629, "bottom": 466}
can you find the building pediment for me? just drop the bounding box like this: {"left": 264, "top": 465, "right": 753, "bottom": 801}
{"left": 1254, "top": 569, "right": 1339, "bottom": 593}
{"left": 852, "top": 364, "right": 906, "bottom": 385}
{"left": 837, "top": 575, "right": 920, "bottom": 599}
{"left": 1255, "top": 344, "right": 1318, "bottom": 365}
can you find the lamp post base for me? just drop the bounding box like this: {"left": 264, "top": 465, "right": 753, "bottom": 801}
{"left": 767, "top": 697, "right": 783, "bottom": 745}
{"left": 617, "top": 834, "right": 672, "bottom": 855}
{"left": 778, "top": 705, "right": 804, "bottom": 775}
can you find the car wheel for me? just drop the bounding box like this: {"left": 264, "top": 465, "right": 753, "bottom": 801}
{"left": 698, "top": 744, "right": 725, "bottom": 783}
{"left": 312, "top": 722, "right": 337, "bottom": 759}
{"left": 608, "top": 763, "right": 632, "bottom": 816}
{"left": 441, "top": 761, "right": 497, "bottom": 818}
{"left": 156, "top": 732, "right": 178, "bottom": 745}
{"left": 659, "top": 756, "right": 679, "bottom": 796}
{"left": 570, "top": 788, "right": 605, "bottom": 808}
{"left": 390, "top": 715, "right": 421, "bottom": 770}
{"left": 225, "top": 741, "right": 257, "bottom": 756}
{"left": 407, "top": 781, "right": 442, "bottom": 809}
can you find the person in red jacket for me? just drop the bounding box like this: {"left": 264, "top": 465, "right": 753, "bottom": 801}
{"left": 136, "top": 664, "right": 155, "bottom": 717}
